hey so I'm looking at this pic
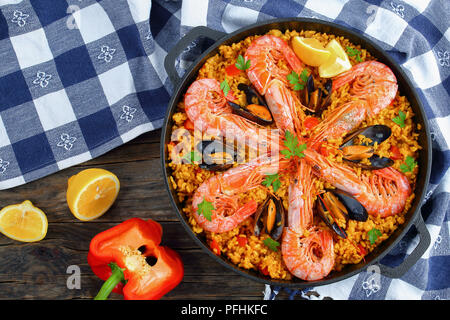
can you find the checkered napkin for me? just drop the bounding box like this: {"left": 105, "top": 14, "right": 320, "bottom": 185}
{"left": 0, "top": 0, "right": 179, "bottom": 189}
{"left": 175, "top": 0, "right": 450, "bottom": 300}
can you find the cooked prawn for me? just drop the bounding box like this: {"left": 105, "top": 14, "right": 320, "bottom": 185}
{"left": 245, "top": 35, "right": 306, "bottom": 135}
{"left": 310, "top": 61, "right": 398, "bottom": 145}
{"left": 287, "top": 161, "right": 315, "bottom": 236}
{"left": 332, "top": 61, "right": 398, "bottom": 116}
{"left": 309, "top": 100, "right": 369, "bottom": 146}
{"left": 245, "top": 35, "right": 304, "bottom": 95}
{"left": 303, "top": 149, "right": 411, "bottom": 217}
{"left": 192, "top": 155, "right": 290, "bottom": 233}
{"left": 282, "top": 226, "right": 334, "bottom": 281}
{"left": 281, "top": 160, "right": 334, "bottom": 281}
{"left": 184, "top": 78, "right": 281, "bottom": 153}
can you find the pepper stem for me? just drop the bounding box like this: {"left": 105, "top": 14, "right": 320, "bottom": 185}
{"left": 94, "top": 262, "right": 125, "bottom": 300}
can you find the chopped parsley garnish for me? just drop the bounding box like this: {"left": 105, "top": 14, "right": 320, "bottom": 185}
{"left": 263, "top": 238, "right": 280, "bottom": 252}
{"left": 287, "top": 69, "right": 308, "bottom": 91}
{"left": 346, "top": 46, "right": 363, "bottom": 62}
{"left": 262, "top": 173, "right": 281, "bottom": 192}
{"left": 392, "top": 110, "right": 406, "bottom": 128}
{"left": 235, "top": 54, "right": 251, "bottom": 71}
{"left": 280, "top": 130, "right": 307, "bottom": 159}
{"left": 183, "top": 151, "right": 202, "bottom": 164}
{"left": 197, "top": 197, "right": 215, "bottom": 222}
{"left": 220, "top": 78, "right": 231, "bottom": 97}
{"left": 368, "top": 228, "right": 382, "bottom": 245}
{"left": 400, "top": 156, "right": 417, "bottom": 173}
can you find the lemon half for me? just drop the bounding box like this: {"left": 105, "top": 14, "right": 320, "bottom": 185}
{"left": 67, "top": 168, "right": 120, "bottom": 221}
{"left": 0, "top": 200, "right": 48, "bottom": 242}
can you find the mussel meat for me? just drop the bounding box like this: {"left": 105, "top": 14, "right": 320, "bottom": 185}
{"left": 340, "top": 125, "right": 394, "bottom": 170}
{"left": 300, "top": 74, "right": 332, "bottom": 115}
{"left": 253, "top": 195, "right": 285, "bottom": 241}
{"left": 316, "top": 189, "right": 368, "bottom": 238}
{"left": 228, "top": 84, "right": 274, "bottom": 126}
{"left": 196, "top": 139, "right": 236, "bottom": 171}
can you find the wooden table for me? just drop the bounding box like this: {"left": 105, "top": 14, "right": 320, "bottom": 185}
{"left": 0, "top": 129, "right": 303, "bottom": 300}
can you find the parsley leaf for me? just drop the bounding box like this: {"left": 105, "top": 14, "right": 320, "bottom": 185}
{"left": 262, "top": 173, "right": 281, "bottom": 192}
{"left": 280, "top": 130, "right": 307, "bottom": 159}
{"left": 263, "top": 238, "right": 280, "bottom": 252}
{"left": 346, "top": 46, "right": 362, "bottom": 62}
{"left": 220, "top": 78, "right": 230, "bottom": 97}
{"left": 368, "top": 228, "right": 382, "bottom": 245}
{"left": 400, "top": 155, "right": 417, "bottom": 173}
{"left": 183, "top": 151, "right": 202, "bottom": 164}
{"left": 235, "top": 54, "right": 251, "bottom": 71}
{"left": 392, "top": 110, "right": 406, "bottom": 128}
{"left": 197, "top": 197, "right": 215, "bottom": 222}
{"left": 287, "top": 69, "right": 308, "bottom": 91}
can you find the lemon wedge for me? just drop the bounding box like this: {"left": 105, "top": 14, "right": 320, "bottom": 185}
{"left": 319, "top": 39, "right": 352, "bottom": 78}
{"left": 67, "top": 168, "right": 120, "bottom": 221}
{"left": 0, "top": 200, "right": 48, "bottom": 242}
{"left": 291, "top": 36, "right": 331, "bottom": 67}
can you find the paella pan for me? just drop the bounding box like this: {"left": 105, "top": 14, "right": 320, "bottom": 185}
{"left": 161, "top": 18, "right": 431, "bottom": 287}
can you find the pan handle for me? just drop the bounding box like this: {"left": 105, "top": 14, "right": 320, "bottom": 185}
{"left": 378, "top": 213, "right": 430, "bottom": 278}
{"left": 164, "top": 26, "right": 226, "bottom": 87}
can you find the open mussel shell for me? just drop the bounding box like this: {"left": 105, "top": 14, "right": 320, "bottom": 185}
{"left": 253, "top": 196, "right": 285, "bottom": 241}
{"left": 229, "top": 101, "right": 273, "bottom": 126}
{"left": 238, "top": 83, "right": 266, "bottom": 106}
{"left": 344, "top": 154, "right": 394, "bottom": 170}
{"left": 316, "top": 191, "right": 348, "bottom": 239}
{"left": 341, "top": 125, "right": 391, "bottom": 148}
{"left": 340, "top": 125, "right": 393, "bottom": 170}
{"left": 316, "top": 189, "right": 368, "bottom": 238}
{"left": 332, "top": 189, "right": 368, "bottom": 222}
{"left": 229, "top": 84, "right": 274, "bottom": 126}
{"left": 300, "top": 75, "right": 332, "bottom": 115}
{"left": 196, "top": 139, "right": 236, "bottom": 171}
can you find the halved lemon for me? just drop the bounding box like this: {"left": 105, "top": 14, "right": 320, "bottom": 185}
{"left": 291, "top": 36, "right": 331, "bottom": 67}
{"left": 67, "top": 168, "right": 120, "bottom": 221}
{"left": 0, "top": 200, "right": 48, "bottom": 242}
{"left": 318, "top": 39, "right": 352, "bottom": 78}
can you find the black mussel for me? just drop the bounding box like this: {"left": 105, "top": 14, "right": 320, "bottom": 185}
{"left": 331, "top": 189, "right": 368, "bottom": 222}
{"left": 341, "top": 145, "right": 374, "bottom": 161}
{"left": 316, "top": 191, "right": 348, "bottom": 239}
{"left": 228, "top": 101, "right": 273, "bottom": 126}
{"left": 196, "top": 139, "right": 236, "bottom": 171}
{"left": 344, "top": 154, "right": 394, "bottom": 170}
{"left": 237, "top": 83, "right": 266, "bottom": 106}
{"left": 341, "top": 125, "right": 391, "bottom": 148}
{"left": 254, "top": 196, "right": 285, "bottom": 241}
{"left": 340, "top": 125, "right": 393, "bottom": 170}
{"left": 300, "top": 75, "right": 332, "bottom": 115}
{"left": 316, "top": 192, "right": 348, "bottom": 239}
{"left": 229, "top": 84, "right": 274, "bottom": 126}
{"left": 316, "top": 189, "right": 369, "bottom": 238}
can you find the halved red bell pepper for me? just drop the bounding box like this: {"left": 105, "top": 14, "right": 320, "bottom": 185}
{"left": 88, "top": 218, "right": 184, "bottom": 300}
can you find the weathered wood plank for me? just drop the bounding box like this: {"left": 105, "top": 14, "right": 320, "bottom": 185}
{"left": 0, "top": 129, "right": 270, "bottom": 299}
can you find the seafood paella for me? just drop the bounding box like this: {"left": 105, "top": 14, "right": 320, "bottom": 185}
{"left": 167, "top": 29, "right": 421, "bottom": 281}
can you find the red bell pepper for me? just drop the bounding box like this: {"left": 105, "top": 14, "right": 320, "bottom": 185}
{"left": 237, "top": 235, "right": 247, "bottom": 247}
{"left": 304, "top": 116, "right": 320, "bottom": 131}
{"left": 225, "top": 64, "right": 241, "bottom": 77}
{"left": 184, "top": 119, "right": 195, "bottom": 131}
{"left": 88, "top": 218, "right": 184, "bottom": 300}
{"left": 389, "top": 145, "right": 403, "bottom": 160}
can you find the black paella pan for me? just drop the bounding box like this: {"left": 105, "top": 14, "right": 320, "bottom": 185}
{"left": 160, "top": 18, "right": 432, "bottom": 288}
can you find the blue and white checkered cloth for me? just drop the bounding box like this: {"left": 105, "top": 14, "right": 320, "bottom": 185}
{"left": 0, "top": 0, "right": 176, "bottom": 189}
{"left": 0, "top": 0, "right": 448, "bottom": 299}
